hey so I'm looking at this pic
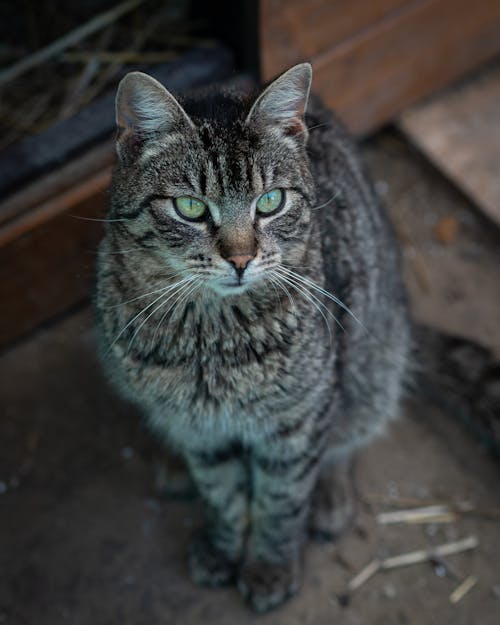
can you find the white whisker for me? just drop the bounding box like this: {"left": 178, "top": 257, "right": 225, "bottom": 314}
{"left": 275, "top": 271, "right": 334, "bottom": 343}
{"left": 278, "top": 265, "right": 366, "bottom": 332}
{"left": 106, "top": 278, "right": 185, "bottom": 309}
{"left": 107, "top": 276, "right": 194, "bottom": 351}
{"left": 150, "top": 277, "right": 203, "bottom": 348}
{"left": 311, "top": 190, "right": 341, "bottom": 211}
{"left": 269, "top": 270, "right": 297, "bottom": 316}
{"left": 97, "top": 248, "right": 147, "bottom": 255}
{"left": 71, "top": 215, "right": 129, "bottom": 222}
{"left": 126, "top": 277, "right": 199, "bottom": 354}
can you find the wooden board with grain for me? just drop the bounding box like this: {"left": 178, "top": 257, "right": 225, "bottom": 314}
{"left": 0, "top": 150, "right": 112, "bottom": 349}
{"left": 398, "top": 62, "right": 500, "bottom": 228}
{"left": 260, "top": 0, "right": 500, "bottom": 135}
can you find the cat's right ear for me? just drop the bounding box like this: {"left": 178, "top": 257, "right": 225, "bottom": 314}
{"left": 115, "top": 71, "right": 194, "bottom": 161}
{"left": 246, "top": 63, "right": 312, "bottom": 139}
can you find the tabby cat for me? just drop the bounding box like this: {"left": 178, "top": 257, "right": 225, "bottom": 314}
{"left": 95, "top": 64, "right": 410, "bottom": 612}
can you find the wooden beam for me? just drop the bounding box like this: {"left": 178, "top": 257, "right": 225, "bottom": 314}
{"left": 260, "top": 0, "right": 500, "bottom": 135}
{"left": 0, "top": 154, "right": 111, "bottom": 349}
{"left": 398, "top": 62, "right": 500, "bottom": 228}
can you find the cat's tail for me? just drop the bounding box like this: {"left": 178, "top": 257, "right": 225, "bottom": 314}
{"left": 408, "top": 324, "right": 500, "bottom": 457}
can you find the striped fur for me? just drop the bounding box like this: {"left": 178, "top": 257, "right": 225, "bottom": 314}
{"left": 95, "top": 65, "right": 410, "bottom": 612}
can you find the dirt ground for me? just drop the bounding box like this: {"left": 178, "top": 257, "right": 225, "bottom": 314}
{"left": 1, "top": 131, "right": 499, "bottom": 625}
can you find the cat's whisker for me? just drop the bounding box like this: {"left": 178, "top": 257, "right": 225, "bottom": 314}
{"left": 275, "top": 271, "right": 334, "bottom": 344}
{"left": 107, "top": 276, "right": 194, "bottom": 351}
{"left": 266, "top": 274, "right": 285, "bottom": 315}
{"left": 106, "top": 275, "right": 186, "bottom": 309}
{"left": 269, "top": 271, "right": 298, "bottom": 316}
{"left": 277, "top": 265, "right": 366, "bottom": 333}
{"left": 310, "top": 190, "right": 341, "bottom": 211}
{"left": 297, "top": 121, "right": 331, "bottom": 136}
{"left": 71, "top": 215, "right": 130, "bottom": 223}
{"left": 97, "top": 247, "right": 147, "bottom": 255}
{"left": 127, "top": 276, "right": 200, "bottom": 354}
{"left": 150, "top": 277, "right": 204, "bottom": 348}
{"left": 276, "top": 268, "right": 345, "bottom": 334}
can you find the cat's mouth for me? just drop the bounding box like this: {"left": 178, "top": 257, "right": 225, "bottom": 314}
{"left": 211, "top": 277, "right": 251, "bottom": 296}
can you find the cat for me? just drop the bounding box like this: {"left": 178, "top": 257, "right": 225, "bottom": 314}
{"left": 95, "top": 63, "right": 411, "bottom": 612}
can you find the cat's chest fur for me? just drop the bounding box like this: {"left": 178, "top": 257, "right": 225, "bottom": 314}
{"left": 103, "top": 287, "right": 334, "bottom": 441}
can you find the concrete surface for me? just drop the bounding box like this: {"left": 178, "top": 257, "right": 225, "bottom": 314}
{"left": 1, "top": 132, "right": 499, "bottom": 624}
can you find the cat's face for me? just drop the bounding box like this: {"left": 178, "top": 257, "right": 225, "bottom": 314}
{"left": 110, "top": 65, "right": 314, "bottom": 297}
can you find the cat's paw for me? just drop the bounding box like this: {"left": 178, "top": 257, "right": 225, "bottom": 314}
{"left": 188, "top": 531, "right": 237, "bottom": 587}
{"left": 308, "top": 468, "right": 355, "bottom": 542}
{"left": 237, "top": 558, "right": 301, "bottom": 612}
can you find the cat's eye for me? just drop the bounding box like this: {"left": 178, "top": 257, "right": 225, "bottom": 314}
{"left": 174, "top": 196, "right": 207, "bottom": 221}
{"left": 256, "top": 189, "right": 284, "bottom": 215}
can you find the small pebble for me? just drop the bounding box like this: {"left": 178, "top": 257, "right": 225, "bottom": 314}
{"left": 375, "top": 180, "right": 389, "bottom": 197}
{"left": 0, "top": 481, "right": 7, "bottom": 495}
{"left": 383, "top": 583, "right": 397, "bottom": 599}
{"left": 492, "top": 585, "right": 500, "bottom": 599}
{"left": 121, "top": 446, "right": 135, "bottom": 460}
{"left": 144, "top": 498, "right": 161, "bottom": 513}
{"left": 387, "top": 481, "right": 399, "bottom": 498}
{"left": 433, "top": 563, "right": 447, "bottom": 578}
{"left": 434, "top": 215, "right": 458, "bottom": 245}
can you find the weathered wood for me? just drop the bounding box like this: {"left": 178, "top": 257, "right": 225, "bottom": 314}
{"left": 260, "top": 0, "right": 500, "bottom": 135}
{"left": 0, "top": 0, "right": 147, "bottom": 86}
{"left": 398, "top": 62, "right": 500, "bottom": 228}
{"left": 0, "top": 168, "right": 111, "bottom": 248}
{"left": 0, "top": 46, "right": 234, "bottom": 200}
{"left": 260, "top": 0, "right": 409, "bottom": 76}
{"left": 0, "top": 178, "right": 107, "bottom": 349}
{"left": 0, "top": 142, "right": 114, "bottom": 229}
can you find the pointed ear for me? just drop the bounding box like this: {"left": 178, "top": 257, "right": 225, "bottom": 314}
{"left": 246, "top": 63, "right": 312, "bottom": 138}
{"left": 115, "top": 71, "right": 194, "bottom": 160}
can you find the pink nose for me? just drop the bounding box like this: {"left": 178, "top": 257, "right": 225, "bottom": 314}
{"left": 226, "top": 254, "right": 254, "bottom": 270}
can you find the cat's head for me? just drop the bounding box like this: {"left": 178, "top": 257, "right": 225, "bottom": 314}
{"left": 110, "top": 64, "right": 315, "bottom": 297}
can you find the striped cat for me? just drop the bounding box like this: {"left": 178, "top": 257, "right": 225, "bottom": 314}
{"left": 95, "top": 64, "right": 410, "bottom": 612}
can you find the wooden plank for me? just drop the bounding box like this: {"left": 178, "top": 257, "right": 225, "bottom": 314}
{"left": 0, "top": 157, "right": 111, "bottom": 349}
{"left": 398, "top": 62, "right": 500, "bottom": 228}
{"left": 260, "top": 0, "right": 500, "bottom": 135}
{"left": 260, "top": 0, "right": 411, "bottom": 77}
{"left": 0, "top": 142, "right": 114, "bottom": 228}
{"left": 0, "top": 175, "right": 108, "bottom": 349}
{"left": 0, "top": 168, "right": 111, "bottom": 247}
{"left": 0, "top": 45, "right": 234, "bottom": 200}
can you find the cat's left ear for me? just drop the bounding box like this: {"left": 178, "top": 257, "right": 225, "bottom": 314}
{"left": 246, "top": 63, "right": 312, "bottom": 139}
{"left": 115, "top": 71, "right": 194, "bottom": 161}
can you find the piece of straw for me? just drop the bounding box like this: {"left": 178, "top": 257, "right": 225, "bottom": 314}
{"left": 377, "top": 505, "right": 458, "bottom": 525}
{"left": 381, "top": 535, "right": 478, "bottom": 569}
{"left": 0, "top": 0, "right": 147, "bottom": 86}
{"left": 449, "top": 575, "right": 477, "bottom": 603}
{"left": 343, "top": 536, "right": 479, "bottom": 599}
{"left": 347, "top": 559, "right": 381, "bottom": 592}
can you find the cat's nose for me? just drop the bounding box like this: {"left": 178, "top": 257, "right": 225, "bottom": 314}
{"left": 226, "top": 254, "right": 254, "bottom": 271}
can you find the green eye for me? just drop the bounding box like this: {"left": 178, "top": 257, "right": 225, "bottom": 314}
{"left": 256, "top": 189, "right": 284, "bottom": 215}
{"left": 174, "top": 196, "right": 207, "bottom": 220}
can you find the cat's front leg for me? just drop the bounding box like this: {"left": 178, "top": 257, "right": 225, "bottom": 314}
{"left": 238, "top": 441, "right": 320, "bottom": 612}
{"left": 184, "top": 445, "right": 248, "bottom": 587}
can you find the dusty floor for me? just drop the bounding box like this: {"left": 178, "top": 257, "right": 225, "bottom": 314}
{"left": 1, "top": 132, "right": 500, "bottom": 625}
